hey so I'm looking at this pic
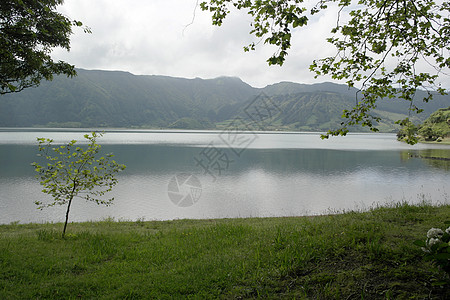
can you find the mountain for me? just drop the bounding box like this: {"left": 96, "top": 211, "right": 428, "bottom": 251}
{"left": 0, "top": 69, "right": 449, "bottom": 131}
{"left": 262, "top": 81, "right": 359, "bottom": 98}
{"left": 0, "top": 70, "right": 256, "bottom": 128}
{"left": 262, "top": 81, "right": 450, "bottom": 120}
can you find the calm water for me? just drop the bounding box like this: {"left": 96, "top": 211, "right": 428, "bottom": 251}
{"left": 1, "top": 128, "right": 449, "bottom": 224}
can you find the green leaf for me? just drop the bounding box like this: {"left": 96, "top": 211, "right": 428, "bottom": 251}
{"left": 413, "top": 240, "right": 426, "bottom": 247}
{"left": 31, "top": 132, "right": 126, "bottom": 236}
{"left": 431, "top": 280, "right": 449, "bottom": 286}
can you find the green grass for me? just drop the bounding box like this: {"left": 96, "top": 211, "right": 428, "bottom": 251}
{"left": 1, "top": 202, "right": 449, "bottom": 299}
{"left": 419, "top": 137, "right": 450, "bottom": 145}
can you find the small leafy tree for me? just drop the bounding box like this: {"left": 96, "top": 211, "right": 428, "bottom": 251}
{"left": 32, "top": 132, "right": 126, "bottom": 237}
{"left": 396, "top": 118, "right": 418, "bottom": 145}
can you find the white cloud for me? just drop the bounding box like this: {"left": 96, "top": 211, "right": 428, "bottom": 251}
{"left": 51, "top": 0, "right": 450, "bottom": 89}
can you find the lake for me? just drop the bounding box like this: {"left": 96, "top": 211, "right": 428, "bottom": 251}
{"left": 1, "top": 128, "right": 449, "bottom": 224}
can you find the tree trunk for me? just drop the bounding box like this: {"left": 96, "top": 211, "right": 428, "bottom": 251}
{"left": 62, "top": 185, "right": 77, "bottom": 238}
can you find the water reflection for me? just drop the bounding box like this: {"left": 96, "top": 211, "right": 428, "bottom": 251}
{"left": 400, "top": 149, "right": 450, "bottom": 171}
{"left": 0, "top": 135, "right": 449, "bottom": 224}
{"left": 89, "top": 145, "right": 435, "bottom": 176}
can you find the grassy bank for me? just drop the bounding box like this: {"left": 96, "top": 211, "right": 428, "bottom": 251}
{"left": 1, "top": 203, "right": 449, "bottom": 299}
{"left": 419, "top": 137, "right": 450, "bottom": 145}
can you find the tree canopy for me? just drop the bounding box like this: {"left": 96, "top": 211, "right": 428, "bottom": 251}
{"left": 200, "top": 0, "right": 450, "bottom": 143}
{"left": 0, "top": 0, "right": 86, "bottom": 94}
{"left": 32, "top": 132, "right": 126, "bottom": 237}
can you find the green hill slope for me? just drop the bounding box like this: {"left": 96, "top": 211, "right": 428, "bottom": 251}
{"left": 0, "top": 69, "right": 448, "bottom": 131}
{"left": 418, "top": 107, "right": 450, "bottom": 141}
{"left": 0, "top": 70, "right": 256, "bottom": 128}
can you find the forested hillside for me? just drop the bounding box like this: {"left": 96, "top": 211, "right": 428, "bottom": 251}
{"left": 0, "top": 69, "right": 255, "bottom": 128}
{"left": 418, "top": 107, "right": 450, "bottom": 141}
{"left": 0, "top": 69, "right": 448, "bottom": 131}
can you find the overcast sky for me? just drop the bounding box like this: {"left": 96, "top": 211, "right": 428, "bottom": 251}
{"left": 52, "top": 0, "right": 449, "bottom": 89}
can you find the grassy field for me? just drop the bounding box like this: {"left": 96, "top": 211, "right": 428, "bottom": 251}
{"left": 1, "top": 202, "right": 449, "bottom": 299}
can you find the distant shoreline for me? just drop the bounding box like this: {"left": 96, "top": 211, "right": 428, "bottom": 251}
{"left": 0, "top": 127, "right": 396, "bottom": 135}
